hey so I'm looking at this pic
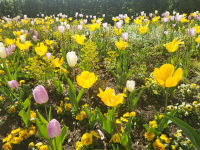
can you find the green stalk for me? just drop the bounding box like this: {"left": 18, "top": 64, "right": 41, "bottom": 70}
{"left": 73, "top": 67, "right": 76, "bottom": 97}
{"left": 113, "top": 107, "right": 121, "bottom": 138}
{"left": 164, "top": 88, "right": 168, "bottom": 116}
{"left": 44, "top": 103, "right": 49, "bottom": 122}
{"left": 88, "top": 89, "right": 91, "bottom": 114}
{"left": 2, "top": 58, "right": 12, "bottom": 81}
{"left": 54, "top": 137, "right": 58, "bottom": 150}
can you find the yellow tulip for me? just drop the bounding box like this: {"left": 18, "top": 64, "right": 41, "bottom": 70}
{"left": 112, "top": 17, "right": 117, "bottom": 22}
{"left": 195, "top": 26, "right": 200, "bottom": 34}
{"left": 52, "top": 57, "right": 63, "bottom": 68}
{"left": 153, "top": 64, "right": 183, "bottom": 87}
{"left": 195, "top": 35, "right": 200, "bottom": 44}
{"left": 13, "top": 31, "right": 21, "bottom": 37}
{"left": 76, "top": 71, "right": 97, "bottom": 88}
{"left": 16, "top": 41, "right": 31, "bottom": 50}
{"left": 74, "top": 34, "right": 85, "bottom": 45}
{"left": 97, "top": 88, "right": 126, "bottom": 107}
{"left": 34, "top": 42, "right": 47, "bottom": 56}
{"left": 164, "top": 38, "right": 184, "bottom": 52}
{"left": 124, "top": 17, "right": 130, "bottom": 24}
{"left": 89, "top": 24, "right": 96, "bottom": 31}
{"left": 5, "top": 38, "right": 15, "bottom": 45}
{"left": 115, "top": 38, "right": 128, "bottom": 50}
{"left": 136, "top": 25, "right": 149, "bottom": 34}
{"left": 134, "top": 18, "right": 142, "bottom": 25}
{"left": 114, "top": 27, "right": 121, "bottom": 35}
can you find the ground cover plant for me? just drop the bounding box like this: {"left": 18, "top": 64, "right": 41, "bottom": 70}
{"left": 0, "top": 10, "right": 200, "bottom": 150}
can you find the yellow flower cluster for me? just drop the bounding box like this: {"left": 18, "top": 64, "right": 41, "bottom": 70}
{"left": 29, "top": 142, "right": 49, "bottom": 150}
{"left": 109, "top": 133, "right": 121, "bottom": 143}
{"left": 76, "top": 110, "right": 87, "bottom": 121}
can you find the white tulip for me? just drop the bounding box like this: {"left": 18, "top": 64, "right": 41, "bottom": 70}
{"left": 126, "top": 80, "right": 135, "bottom": 92}
{"left": 20, "top": 35, "right": 26, "bottom": 43}
{"left": 66, "top": 51, "right": 77, "bottom": 67}
{"left": 55, "top": 17, "right": 59, "bottom": 22}
{"left": 20, "top": 29, "right": 24, "bottom": 33}
{"left": 155, "top": 10, "right": 158, "bottom": 14}
{"left": 0, "top": 42, "right": 6, "bottom": 58}
{"left": 31, "top": 21, "right": 34, "bottom": 25}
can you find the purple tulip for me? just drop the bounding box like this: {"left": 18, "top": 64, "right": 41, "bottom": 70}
{"left": 8, "top": 80, "right": 19, "bottom": 90}
{"left": 34, "top": 31, "right": 38, "bottom": 36}
{"left": 102, "top": 23, "right": 108, "bottom": 28}
{"left": 5, "top": 48, "right": 12, "bottom": 55}
{"left": 115, "top": 22, "right": 122, "bottom": 29}
{"left": 33, "top": 35, "right": 37, "bottom": 42}
{"left": 73, "top": 25, "right": 77, "bottom": 29}
{"left": 47, "top": 119, "right": 61, "bottom": 138}
{"left": 66, "top": 24, "right": 70, "bottom": 30}
{"left": 9, "top": 44, "right": 16, "bottom": 51}
{"left": 149, "top": 13, "right": 153, "bottom": 18}
{"left": 46, "top": 52, "right": 51, "bottom": 60}
{"left": 24, "top": 30, "right": 28, "bottom": 35}
{"left": 58, "top": 26, "right": 65, "bottom": 34}
{"left": 188, "top": 28, "right": 196, "bottom": 37}
{"left": 77, "top": 25, "right": 82, "bottom": 31}
{"left": 33, "top": 85, "right": 49, "bottom": 104}
{"left": 188, "top": 16, "right": 191, "bottom": 20}
{"left": 122, "top": 32, "right": 128, "bottom": 40}
{"left": 54, "top": 25, "right": 57, "bottom": 30}
{"left": 198, "top": 17, "right": 200, "bottom": 21}
{"left": 30, "top": 28, "right": 34, "bottom": 32}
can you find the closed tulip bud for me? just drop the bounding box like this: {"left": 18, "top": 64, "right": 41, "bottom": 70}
{"left": 66, "top": 24, "right": 70, "bottom": 30}
{"left": 20, "top": 29, "right": 24, "bottom": 33}
{"left": 170, "top": 16, "right": 175, "bottom": 21}
{"left": 60, "top": 22, "right": 64, "bottom": 26}
{"left": 10, "top": 44, "right": 16, "bottom": 51}
{"left": 46, "top": 52, "right": 51, "bottom": 60}
{"left": 131, "top": 16, "right": 134, "bottom": 19}
{"left": 115, "top": 22, "right": 122, "bottom": 29}
{"left": 197, "top": 11, "right": 199, "bottom": 14}
{"left": 37, "top": 14, "right": 39, "bottom": 16}
{"left": 0, "top": 42, "right": 7, "bottom": 58}
{"left": 188, "top": 16, "right": 191, "bottom": 20}
{"left": 33, "top": 85, "right": 49, "bottom": 104}
{"left": 93, "top": 16, "right": 96, "bottom": 19}
{"left": 96, "top": 20, "right": 100, "bottom": 24}
{"left": 102, "top": 23, "right": 108, "bottom": 28}
{"left": 63, "top": 21, "right": 67, "bottom": 26}
{"left": 86, "top": 15, "right": 88, "bottom": 18}
{"left": 8, "top": 80, "right": 19, "bottom": 89}
{"left": 20, "top": 35, "right": 26, "bottom": 43}
{"left": 24, "top": 15, "right": 27, "bottom": 19}
{"left": 24, "top": 30, "right": 28, "bottom": 35}
{"left": 122, "top": 32, "right": 128, "bottom": 40}
{"left": 164, "top": 31, "right": 168, "bottom": 35}
{"left": 55, "top": 17, "right": 59, "bottom": 22}
{"left": 172, "top": 24, "right": 176, "bottom": 27}
{"left": 5, "top": 48, "right": 12, "bottom": 55}
{"left": 155, "top": 10, "right": 158, "bottom": 14}
{"left": 47, "top": 119, "right": 61, "bottom": 138}
{"left": 90, "top": 15, "right": 92, "bottom": 18}
{"left": 58, "top": 26, "right": 65, "bottom": 34}
{"left": 198, "top": 17, "right": 200, "bottom": 21}
{"left": 149, "top": 13, "right": 153, "bottom": 17}
{"left": 33, "top": 35, "right": 37, "bottom": 42}
{"left": 31, "top": 21, "right": 34, "bottom": 25}
{"left": 141, "top": 11, "right": 144, "bottom": 16}
{"left": 102, "top": 14, "right": 105, "bottom": 17}
{"left": 77, "top": 25, "right": 82, "bottom": 31}
{"left": 41, "top": 14, "right": 44, "bottom": 17}
{"left": 173, "top": 11, "right": 176, "bottom": 15}
{"left": 83, "top": 19, "right": 87, "bottom": 24}
{"left": 30, "top": 28, "right": 34, "bottom": 32}
{"left": 54, "top": 25, "right": 57, "bottom": 30}
{"left": 67, "top": 51, "right": 77, "bottom": 67}
{"left": 126, "top": 80, "right": 135, "bottom": 92}
{"left": 188, "top": 28, "right": 196, "bottom": 37}
{"left": 34, "top": 31, "right": 38, "bottom": 36}
{"left": 79, "top": 14, "right": 83, "bottom": 17}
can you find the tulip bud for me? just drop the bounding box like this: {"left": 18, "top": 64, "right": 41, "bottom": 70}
{"left": 41, "top": 14, "right": 44, "bottom": 17}
{"left": 115, "top": 22, "right": 122, "bottom": 29}
{"left": 96, "top": 20, "right": 100, "bottom": 24}
{"left": 188, "top": 16, "right": 191, "bottom": 20}
{"left": 86, "top": 15, "right": 88, "bottom": 18}
{"left": 47, "top": 119, "right": 61, "bottom": 138}
{"left": 141, "top": 11, "right": 144, "bottom": 16}
{"left": 164, "top": 31, "right": 168, "bottom": 35}
{"left": 20, "top": 29, "right": 24, "bottom": 33}
{"left": 102, "top": 23, "right": 108, "bottom": 28}
{"left": 33, "top": 85, "right": 49, "bottom": 104}
{"left": 66, "top": 51, "right": 77, "bottom": 67}
{"left": 79, "top": 14, "right": 83, "bottom": 17}
{"left": 63, "top": 21, "right": 67, "bottom": 26}
{"left": 93, "top": 16, "right": 96, "bottom": 19}
{"left": 77, "top": 25, "right": 82, "bottom": 31}
{"left": 188, "top": 28, "right": 196, "bottom": 37}
{"left": 24, "top": 30, "right": 28, "bottom": 35}
{"left": 83, "top": 19, "right": 87, "bottom": 24}
{"left": 10, "top": 44, "right": 16, "bottom": 51}
{"left": 155, "top": 10, "right": 158, "bottom": 14}
{"left": 90, "top": 15, "right": 92, "bottom": 18}
{"left": 8, "top": 80, "right": 19, "bottom": 89}
{"left": 31, "top": 21, "right": 34, "bottom": 25}
{"left": 24, "top": 15, "right": 27, "bottom": 19}
{"left": 172, "top": 24, "right": 176, "bottom": 27}
{"left": 122, "top": 32, "right": 128, "bottom": 40}
{"left": 60, "top": 22, "right": 64, "bottom": 26}
{"left": 126, "top": 80, "right": 135, "bottom": 92}
{"left": 66, "top": 24, "right": 70, "bottom": 30}
{"left": 46, "top": 53, "right": 51, "bottom": 60}
{"left": 131, "top": 16, "right": 134, "bottom": 19}
{"left": 34, "top": 31, "right": 38, "bottom": 36}
{"left": 102, "top": 14, "right": 105, "bottom": 17}
{"left": 20, "top": 35, "right": 26, "bottom": 43}
{"left": 119, "top": 14, "right": 123, "bottom": 19}
{"left": 149, "top": 13, "right": 153, "bottom": 17}
{"left": 55, "top": 17, "right": 59, "bottom": 22}
{"left": 30, "top": 28, "right": 34, "bottom": 32}
{"left": 58, "top": 26, "right": 65, "bottom": 34}
{"left": 173, "top": 11, "right": 176, "bottom": 15}
{"left": 5, "top": 48, "right": 12, "bottom": 55}
{"left": 33, "top": 35, "right": 37, "bottom": 42}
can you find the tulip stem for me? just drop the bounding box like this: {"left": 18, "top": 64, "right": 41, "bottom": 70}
{"left": 44, "top": 103, "right": 49, "bottom": 122}
{"left": 87, "top": 89, "right": 91, "bottom": 114}
{"left": 164, "top": 88, "right": 168, "bottom": 116}
{"left": 113, "top": 107, "right": 121, "bottom": 138}
{"left": 73, "top": 67, "right": 76, "bottom": 97}
{"left": 54, "top": 137, "right": 58, "bottom": 150}
{"left": 2, "top": 58, "right": 12, "bottom": 81}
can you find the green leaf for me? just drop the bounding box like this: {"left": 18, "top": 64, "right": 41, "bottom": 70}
{"left": 19, "top": 109, "right": 31, "bottom": 127}
{"left": 103, "top": 119, "right": 112, "bottom": 135}
{"left": 77, "top": 87, "right": 84, "bottom": 102}
{"left": 49, "top": 106, "right": 52, "bottom": 121}
{"left": 108, "top": 69, "right": 118, "bottom": 78}
{"left": 56, "top": 125, "right": 68, "bottom": 150}
{"left": 125, "top": 70, "right": 133, "bottom": 80}
{"left": 23, "top": 95, "right": 32, "bottom": 110}
{"left": 121, "top": 132, "right": 129, "bottom": 146}
{"left": 36, "top": 110, "right": 48, "bottom": 126}
{"left": 152, "top": 106, "right": 161, "bottom": 122}
{"left": 131, "top": 87, "right": 144, "bottom": 111}
{"left": 117, "top": 61, "right": 122, "bottom": 76}
{"left": 35, "top": 118, "right": 51, "bottom": 143}
{"left": 166, "top": 114, "right": 200, "bottom": 149}
{"left": 143, "top": 124, "right": 160, "bottom": 135}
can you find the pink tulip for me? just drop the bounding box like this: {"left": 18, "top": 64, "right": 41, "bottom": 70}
{"left": 122, "top": 32, "right": 128, "bottom": 40}
{"left": 102, "top": 23, "right": 108, "bottom": 28}
{"left": 102, "top": 14, "right": 105, "bottom": 17}
{"left": 149, "top": 13, "right": 153, "bottom": 17}
{"left": 164, "top": 31, "right": 168, "bottom": 35}
{"left": 170, "top": 16, "right": 175, "bottom": 21}
{"left": 24, "top": 15, "right": 27, "bottom": 19}
{"left": 86, "top": 15, "right": 88, "bottom": 18}
{"left": 46, "top": 53, "right": 51, "bottom": 60}
{"left": 24, "top": 30, "right": 28, "bottom": 35}
{"left": 8, "top": 80, "right": 19, "bottom": 90}
{"left": 77, "top": 25, "right": 82, "bottom": 31}
{"left": 5, "top": 48, "right": 12, "bottom": 55}
{"left": 115, "top": 22, "right": 122, "bottom": 29}
{"left": 141, "top": 11, "right": 144, "bottom": 16}
{"left": 30, "top": 28, "right": 34, "bottom": 32}
{"left": 131, "top": 16, "right": 134, "bottom": 19}
{"left": 90, "top": 15, "right": 92, "bottom": 18}
{"left": 58, "top": 26, "right": 65, "bottom": 34}
{"left": 188, "top": 16, "right": 191, "bottom": 20}
{"left": 66, "top": 24, "right": 70, "bottom": 30}
{"left": 188, "top": 28, "right": 196, "bottom": 37}
{"left": 83, "top": 19, "right": 87, "bottom": 24}
{"left": 33, "top": 35, "right": 37, "bottom": 42}
{"left": 34, "top": 31, "right": 38, "bottom": 36}
{"left": 96, "top": 20, "right": 100, "bottom": 24}
{"left": 33, "top": 85, "right": 49, "bottom": 104}
{"left": 9, "top": 44, "right": 16, "bottom": 51}
{"left": 79, "top": 14, "right": 83, "bottom": 17}
{"left": 47, "top": 119, "right": 61, "bottom": 138}
{"left": 41, "top": 14, "right": 44, "bottom": 17}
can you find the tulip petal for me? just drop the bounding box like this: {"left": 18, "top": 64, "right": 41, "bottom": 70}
{"left": 160, "top": 64, "right": 174, "bottom": 82}
{"left": 173, "top": 68, "right": 183, "bottom": 81}
{"left": 165, "top": 76, "right": 179, "bottom": 87}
